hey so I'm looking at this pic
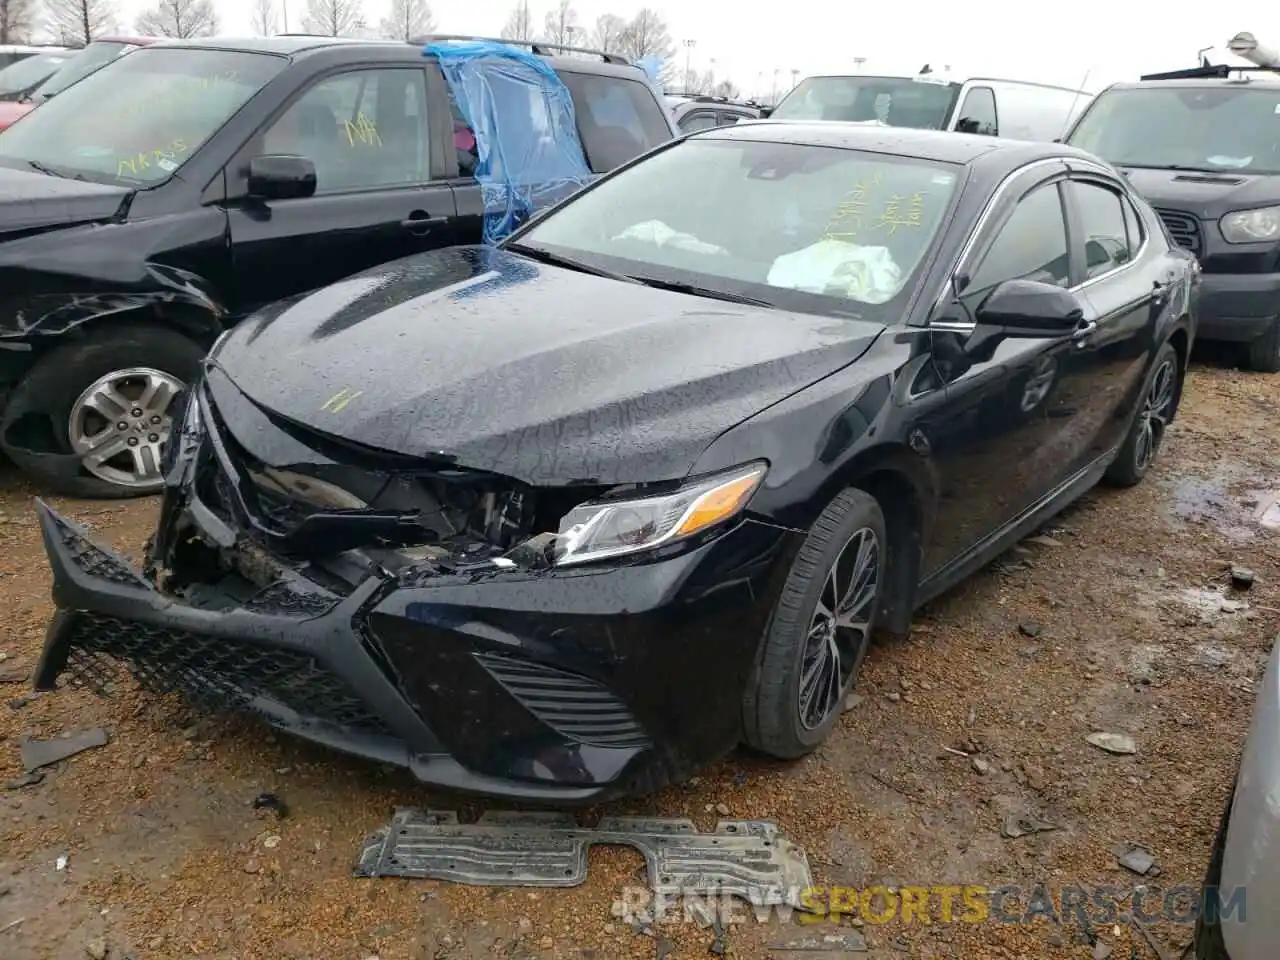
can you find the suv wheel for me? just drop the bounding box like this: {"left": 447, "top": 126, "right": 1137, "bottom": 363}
{"left": 0, "top": 324, "right": 206, "bottom": 499}
{"left": 1244, "top": 318, "right": 1280, "bottom": 373}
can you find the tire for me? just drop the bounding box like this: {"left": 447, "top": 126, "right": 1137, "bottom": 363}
{"left": 1193, "top": 785, "right": 1234, "bottom": 959}
{"left": 742, "top": 487, "right": 886, "bottom": 760}
{"left": 1244, "top": 319, "right": 1280, "bottom": 373}
{"left": 1104, "top": 340, "right": 1180, "bottom": 488}
{"left": 0, "top": 323, "right": 207, "bottom": 499}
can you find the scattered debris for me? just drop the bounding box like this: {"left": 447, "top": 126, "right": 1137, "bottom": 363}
{"left": 263, "top": 835, "right": 281, "bottom": 849}
{"left": 55, "top": 854, "right": 68, "bottom": 871}
{"left": 19, "top": 727, "right": 109, "bottom": 772}
{"left": 251, "top": 792, "right": 288, "bottom": 819}
{"left": 843, "top": 694, "right": 864, "bottom": 712}
{"left": 1092, "top": 938, "right": 1113, "bottom": 960}
{"left": 709, "top": 914, "right": 727, "bottom": 956}
{"left": 885, "top": 692, "right": 902, "bottom": 703}
{"left": 942, "top": 746, "right": 970, "bottom": 759}
{"left": 1230, "top": 566, "right": 1255, "bottom": 589}
{"left": 4, "top": 771, "right": 44, "bottom": 790}
{"left": 1114, "top": 843, "right": 1159, "bottom": 876}
{"left": 1025, "top": 535, "right": 1063, "bottom": 548}
{"left": 971, "top": 758, "right": 991, "bottom": 775}
{"left": 1018, "top": 622, "right": 1043, "bottom": 638}
{"left": 0, "top": 917, "right": 24, "bottom": 934}
{"left": 243, "top": 859, "right": 262, "bottom": 874}
{"left": 355, "top": 809, "right": 813, "bottom": 911}
{"left": 1001, "top": 815, "right": 1060, "bottom": 839}
{"left": 765, "top": 931, "right": 869, "bottom": 952}
{"left": 1132, "top": 916, "right": 1176, "bottom": 960}
{"left": 0, "top": 661, "right": 27, "bottom": 683}
{"left": 1086, "top": 732, "right": 1136, "bottom": 755}
{"left": 714, "top": 803, "right": 730, "bottom": 817}
{"left": 84, "top": 936, "right": 108, "bottom": 959}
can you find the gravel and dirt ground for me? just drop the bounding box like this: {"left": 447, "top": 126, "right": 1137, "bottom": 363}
{"left": 2, "top": 356, "right": 1277, "bottom": 960}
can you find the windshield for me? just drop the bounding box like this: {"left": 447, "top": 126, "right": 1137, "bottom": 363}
{"left": 0, "top": 48, "right": 284, "bottom": 185}
{"left": 772, "top": 76, "right": 961, "bottom": 130}
{"left": 513, "top": 137, "right": 960, "bottom": 316}
{"left": 1068, "top": 85, "right": 1280, "bottom": 175}
{"left": 35, "top": 41, "right": 139, "bottom": 101}
{"left": 0, "top": 53, "right": 73, "bottom": 98}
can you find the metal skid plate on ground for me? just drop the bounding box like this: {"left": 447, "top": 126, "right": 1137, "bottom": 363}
{"left": 356, "top": 808, "right": 814, "bottom": 907}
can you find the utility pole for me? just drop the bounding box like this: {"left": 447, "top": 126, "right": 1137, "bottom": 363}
{"left": 853, "top": 56, "right": 866, "bottom": 71}
{"left": 281, "top": 0, "right": 289, "bottom": 33}
{"left": 790, "top": 67, "right": 799, "bottom": 91}
{"left": 771, "top": 67, "right": 779, "bottom": 104}
{"left": 683, "top": 39, "right": 696, "bottom": 91}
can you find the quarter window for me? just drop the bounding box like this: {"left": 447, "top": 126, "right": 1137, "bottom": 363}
{"left": 260, "top": 68, "right": 430, "bottom": 194}
{"left": 1068, "top": 180, "right": 1131, "bottom": 279}
{"left": 680, "top": 111, "right": 719, "bottom": 132}
{"left": 968, "top": 183, "right": 1070, "bottom": 291}
{"left": 955, "top": 86, "right": 998, "bottom": 136}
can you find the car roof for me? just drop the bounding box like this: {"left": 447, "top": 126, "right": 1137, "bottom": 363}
{"left": 146, "top": 34, "right": 647, "bottom": 76}
{"left": 701, "top": 120, "right": 1101, "bottom": 168}
{"left": 1109, "top": 77, "right": 1280, "bottom": 90}
{"left": 97, "top": 36, "right": 160, "bottom": 45}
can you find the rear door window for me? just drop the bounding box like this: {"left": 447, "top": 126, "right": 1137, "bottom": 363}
{"left": 557, "top": 70, "right": 673, "bottom": 173}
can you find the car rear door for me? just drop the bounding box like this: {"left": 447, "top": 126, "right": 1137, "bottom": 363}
{"left": 225, "top": 63, "right": 459, "bottom": 316}
{"left": 1061, "top": 171, "right": 1162, "bottom": 466}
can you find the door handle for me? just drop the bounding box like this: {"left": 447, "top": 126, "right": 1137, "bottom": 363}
{"left": 401, "top": 214, "right": 449, "bottom": 236}
{"left": 1071, "top": 319, "right": 1098, "bottom": 342}
{"left": 1152, "top": 280, "right": 1171, "bottom": 306}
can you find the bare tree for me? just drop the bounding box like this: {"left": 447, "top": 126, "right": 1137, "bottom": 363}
{"left": 302, "top": 0, "right": 364, "bottom": 37}
{"left": 619, "top": 8, "right": 675, "bottom": 81}
{"left": 589, "top": 12, "right": 625, "bottom": 53}
{"left": 0, "top": 0, "right": 36, "bottom": 43}
{"left": 379, "top": 0, "right": 433, "bottom": 41}
{"left": 46, "top": 0, "right": 118, "bottom": 43}
{"left": 541, "top": 0, "right": 576, "bottom": 47}
{"left": 498, "top": 0, "right": 534, "bottom": 42}
{"left": 134, "top": 0, "right": 217, "bottom": 38}
{"left": 711, "top": 78, "right": 739, "bottom": 98}
{"left": 250, "top": 0, "right": 278, "bottom": 35}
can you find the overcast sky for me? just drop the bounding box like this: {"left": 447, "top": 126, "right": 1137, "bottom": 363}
{"left": 113, "top": 0, "right": 1272, "bottom": 99}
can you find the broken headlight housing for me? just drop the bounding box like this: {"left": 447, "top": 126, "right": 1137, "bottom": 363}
{"left": 552, "top": 462, "right": 766, "bottom": 566}
{"left": 1221, "top": 205, "right": 1280, "bottom": 244}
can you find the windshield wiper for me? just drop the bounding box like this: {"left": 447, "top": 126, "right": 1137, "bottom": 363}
{"left": 628, "top": 276, "right": 775, "bottom": 308}
{"left": 505, "top": 243, "right": 640, "bottom": 283}
{"left": 25, "top": 159, "right": 83, "bottom": 180}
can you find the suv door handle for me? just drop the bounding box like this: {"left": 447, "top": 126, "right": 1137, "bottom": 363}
{"left": 401, "top": 214, "right": 449, "bottom": 235}
{"left": 1072, "top": 319, "right": 1098, "bottom": 342}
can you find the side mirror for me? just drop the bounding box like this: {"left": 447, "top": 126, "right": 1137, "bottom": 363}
{"left": 975, "top": 278, "right": 1085, "bottom": 336}
{"left": 247, "top": 154, "right": 317, "bottom": 201}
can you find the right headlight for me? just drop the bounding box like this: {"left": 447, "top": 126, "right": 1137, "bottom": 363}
{"left": 552, "top": 462, "right": 767, "bottom": 566}
{"left": 1220, "top": 205, "right": 1280, "bottom": 244}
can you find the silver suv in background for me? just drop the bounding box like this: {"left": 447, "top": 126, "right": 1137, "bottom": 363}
{"left": 770, "top": 72, "right": 1092, "bottom": 141}
{"left": 666, "top": 93, "right": 766, "bottom": 132}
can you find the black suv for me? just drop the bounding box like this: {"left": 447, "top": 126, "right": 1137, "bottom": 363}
{"left": 0, "top": 34, "right": 677, "bottom": 497}
{"left": 1066, "top": 64, "right": 1280, "bottom": 371}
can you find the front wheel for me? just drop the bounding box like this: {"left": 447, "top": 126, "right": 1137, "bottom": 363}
{"left": 742, "top": 488, "right": 886, "bottom": 760}
{"left": 1104, "top": 340, "right": 1180, "bottom": 488}
{"left": 1244, "top": 319, "right": 1280, "bottom": 373}
{"left": 0, "top": 324, "right": 206, "bottom": 499}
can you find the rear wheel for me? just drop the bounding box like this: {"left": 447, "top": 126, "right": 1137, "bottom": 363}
{"left": 742, "top": 488, "right": 885, "bottom": 760}
{"left": 1244, "top": 319, "right": 1280, "bottom": 373}
{"left": 0, "top": 324, "right": 206, "bottom": 499}
{"left": 1104, "top": 341, "right": 1180, "bottom": 488}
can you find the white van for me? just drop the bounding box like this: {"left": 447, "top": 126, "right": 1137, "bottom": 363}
{"left": 769, "top": 73, "right": 1093, "bottom": 142}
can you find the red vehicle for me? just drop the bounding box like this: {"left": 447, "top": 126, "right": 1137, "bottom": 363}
{"left": 0, "top": 37, "right": 157, "bottom": 132}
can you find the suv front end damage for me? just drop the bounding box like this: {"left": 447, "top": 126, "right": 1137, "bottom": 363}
{"left": 35, "top": 368, "right": 803, "bottom": 801}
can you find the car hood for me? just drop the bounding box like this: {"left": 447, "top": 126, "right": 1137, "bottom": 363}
{"left": 213, "top": 245, "right": 886, "bottom": 486}
{"left": 0, "top": 100, "right": 33, "bottom": 130}
{"left": 0, "top": 164, "right": 131, "bottom": 235}
{"left": 1117, "top": 166, "right": 1280, "bottom": 219}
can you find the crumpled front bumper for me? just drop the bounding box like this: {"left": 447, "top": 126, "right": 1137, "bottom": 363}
{"left": 35, "top": 484, "right": 798, "bottom": 802}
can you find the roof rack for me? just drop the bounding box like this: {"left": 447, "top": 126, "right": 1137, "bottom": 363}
{"left": 415, "top": 34, "right": 631, "bottom": 65}
{"left": 1140, "top": 63, "right": 1280, "bottom": 81}
{"left": 667, "top": 92, "right": 768, "bottom": 109}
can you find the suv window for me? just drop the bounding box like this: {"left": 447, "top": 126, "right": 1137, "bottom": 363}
{"left": 262, "top": 68, "right": 430, "bottom": 194}
{"left": 955, "top": 86, "right": 998, "bottom": 135}
{"left": 969, "top": 182, "right": 1070, "bottom": 291}
{"left": 557, "top": 71, "right": 672, "bottom": 173}
{"left": 680, "top": 111, "right": 718, "bottom": 132}
{"left": 1068, "top": 180, "right": 1132, "bottom": 279}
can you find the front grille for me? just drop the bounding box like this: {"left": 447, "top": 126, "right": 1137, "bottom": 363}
{"left": 475, "top": 652, "right": 650, "bottom": 748}
{"left": 1155, "top": 208, "right": 1203, "bottom": 257}
{"left": 61, "top": 613, "right": 395, "bottom": 738}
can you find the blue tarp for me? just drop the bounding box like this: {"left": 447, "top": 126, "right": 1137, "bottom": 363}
{"left": 425, "top": 40, "right": 594, "bottom": 245}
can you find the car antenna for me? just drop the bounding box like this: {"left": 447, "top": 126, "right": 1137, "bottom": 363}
{"left": 1058, "top": 66, "right": 1092, "bottom": 141}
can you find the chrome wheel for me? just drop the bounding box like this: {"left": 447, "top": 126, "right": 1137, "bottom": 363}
{"left": 68, "top": 367, "right": 186, "bottom": 490}
{"left": 798, "top": 527, "right": 880, "bottom": 730}
{"left": 1134, "top": 357, "right": 1177, "bottom": 472}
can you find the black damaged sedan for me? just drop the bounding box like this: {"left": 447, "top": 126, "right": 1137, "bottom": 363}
{"left": 34, "top": 123, "right": 1199, "bottom": 801}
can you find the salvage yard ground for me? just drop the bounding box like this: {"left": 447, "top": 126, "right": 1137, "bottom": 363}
{"left": 2, "top": 358, "right": 1278, "bottom": 960}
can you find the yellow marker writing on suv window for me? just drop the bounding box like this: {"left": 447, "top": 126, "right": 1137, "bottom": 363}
{"left": 321, "top": 387, "right": 363, "bottom": 413}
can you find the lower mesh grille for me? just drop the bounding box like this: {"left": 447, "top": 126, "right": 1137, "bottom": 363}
{"left": 475, "top": 652, "right": 650, "bottom": 748}
{"left": 61, "top": 613, "right": 394, "bottom": 738}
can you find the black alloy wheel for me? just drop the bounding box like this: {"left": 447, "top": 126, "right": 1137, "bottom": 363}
{"left": 1105, "top": 340, "right": 1180, "bottom": 488}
